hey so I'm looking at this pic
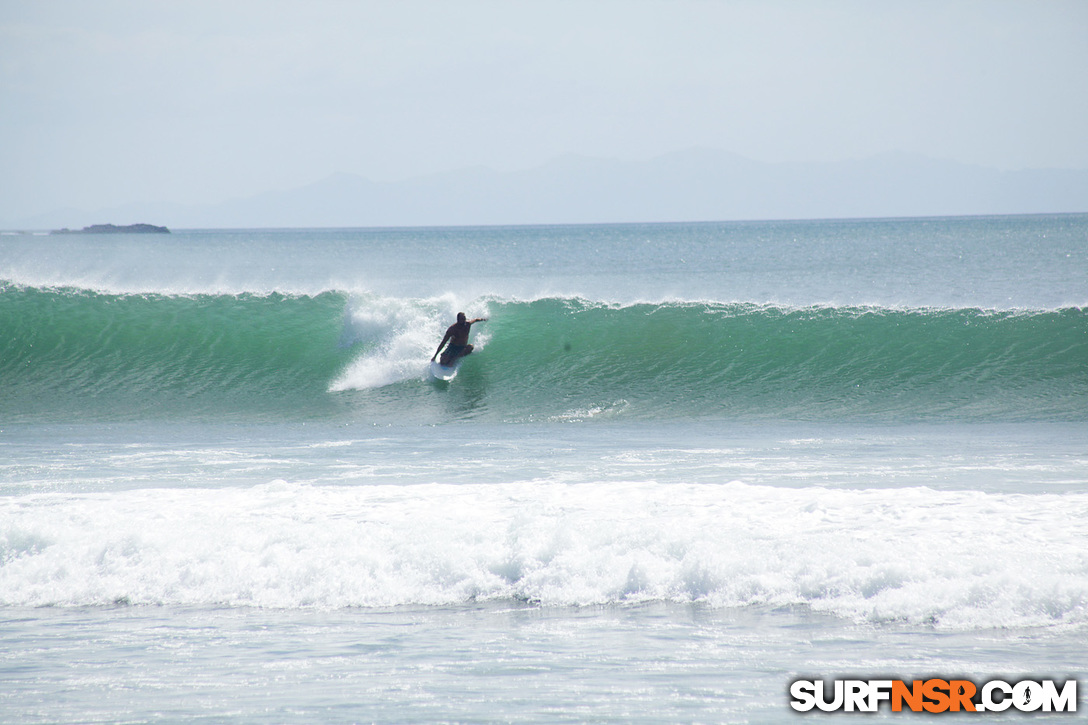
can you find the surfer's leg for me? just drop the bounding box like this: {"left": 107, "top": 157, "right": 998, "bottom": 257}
{"left": 440, "top": 343, "right": 468, "bottom": 366}
{"left": 445, "top": 344, "right": 472, "bottom": 364}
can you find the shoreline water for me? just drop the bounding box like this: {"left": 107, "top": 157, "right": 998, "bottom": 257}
{"left": 2, "top": 601, "right": 1083, "bottom": 723}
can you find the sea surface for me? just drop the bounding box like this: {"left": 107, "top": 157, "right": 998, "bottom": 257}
{"left": 1, "top": 215, "right": 1087, "bottom": 722}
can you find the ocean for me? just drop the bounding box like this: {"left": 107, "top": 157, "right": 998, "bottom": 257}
{"left": 1, "top": 215, "right": 1086, "bottom": 722}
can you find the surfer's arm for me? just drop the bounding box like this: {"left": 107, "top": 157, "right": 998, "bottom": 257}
{"left": 431, "top": 331, "right": 452, "bottom": 361}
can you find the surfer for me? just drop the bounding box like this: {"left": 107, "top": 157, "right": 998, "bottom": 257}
{"left": 432, "top": 312, "right": 487, "bottom": 366}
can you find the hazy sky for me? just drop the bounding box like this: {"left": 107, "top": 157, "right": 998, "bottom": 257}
{"left": 2, "top": 0, "right": 1086, "bottom": 219}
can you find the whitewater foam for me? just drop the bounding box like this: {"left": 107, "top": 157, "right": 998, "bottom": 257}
{"left": 330, "top": 293, "right": 491, "bottom": 390}
{"left": 2, "top": 480, "right": 1086, "bottom": 629}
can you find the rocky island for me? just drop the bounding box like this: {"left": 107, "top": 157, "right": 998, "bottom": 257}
{"left": 52, "top": 223, "right": 170, "bottom": 235}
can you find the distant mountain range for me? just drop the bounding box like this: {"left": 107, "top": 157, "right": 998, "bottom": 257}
{"left": 7, "top": 148, "right": 1088, "bottom": 230}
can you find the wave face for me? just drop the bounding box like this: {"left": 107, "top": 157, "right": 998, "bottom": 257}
{"left": 479, "top": 298, "right": 1088, "bottom": 422}
{"left": 0, "top": 285, "right": 357, "bottom": 420}
{"left": 2, "top": 284, "right": 1086, "bottom": 422}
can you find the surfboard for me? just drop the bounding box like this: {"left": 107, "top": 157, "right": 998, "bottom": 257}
{"left": 429, "top": 359, "right": 462, "bottom": 381}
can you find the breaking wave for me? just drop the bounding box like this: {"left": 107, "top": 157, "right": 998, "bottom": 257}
{"left": 2, "top": 283, "right": 1085, "bottom": 422}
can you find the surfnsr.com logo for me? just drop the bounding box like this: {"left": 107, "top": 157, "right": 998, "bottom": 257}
{"left": 789, "top": 678, "right": 1078, "bottom": 713}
